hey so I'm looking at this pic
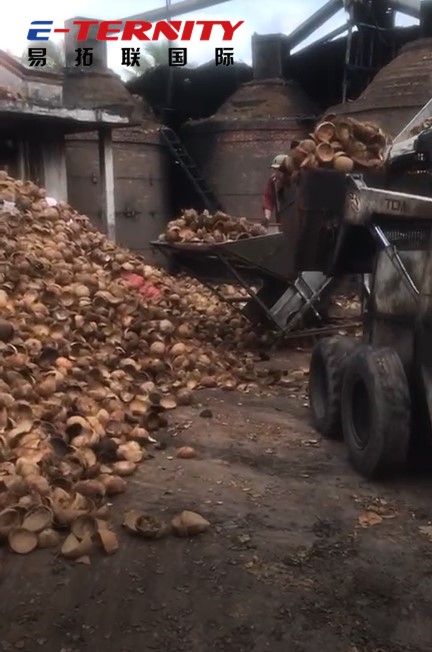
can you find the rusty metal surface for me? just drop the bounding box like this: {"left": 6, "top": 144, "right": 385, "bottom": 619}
{"left": 328, "top": 38, "right": 432, "bottom": 136}
{"left": 66, "top": 129, "right": 172, "bottom": 262}
{"left": 153, "top": 233, "right": 294, "bottom": 281}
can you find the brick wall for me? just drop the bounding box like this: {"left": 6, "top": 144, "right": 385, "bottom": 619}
{"left": 182, "top": 119, "right": 308, "bottom": 217}
{"left": 65, "top": 127, "right": 172, "bottom": 262}
{"left": 0, "top": 60, "right": 62, "bottom": 104}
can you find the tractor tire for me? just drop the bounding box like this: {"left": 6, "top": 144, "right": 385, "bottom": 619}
{"left": 308, "top": 336, "right": 360, "bottom": 439}
{"left": 341, "top": 345, "right": 411, "bottom": 479}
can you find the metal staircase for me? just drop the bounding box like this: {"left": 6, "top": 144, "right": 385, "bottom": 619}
{"left": 160, "top": 127, "right": 223, "bottom": 213}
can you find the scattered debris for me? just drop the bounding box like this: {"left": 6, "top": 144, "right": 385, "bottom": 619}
{"left": 123, "top": 509, "right": 171, "bottom": 539}
{"left": 176, "top": 446, "right": 197, "bottom": 459}
{"left": 171, "top": 510, "right": 210, "bottom": 537}
{"left": 419, "top": 525, "right": 432, "bottom": 541}
{"left": 358, "top": 511, "right": 383, "bottom": 527}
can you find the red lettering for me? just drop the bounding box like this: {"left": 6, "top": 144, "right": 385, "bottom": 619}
{"left": 220, "top": 20, "right": 244, "bottom": 40}
{"left": 73, "top": 20, "right": 99, "bottom": 41}
{"left": 96, "top": 21, "right": 122, "bottom": 40}
{"left": 152, "top": 20, "right": 179, "bottom": 40}
{"left": 179, "top": 20, "right": 195, "bottom": 40}
{"left": 196, "top": 20, "right": 217, "bottom": 41}
{"left": 121, "top": 21, "right": 152, "bottom": 40}
{"left": 73, "top": 18, "right": 244, "bottom": 42}
{"left": 195, "top": 20, "right": 244, "bottom": 41}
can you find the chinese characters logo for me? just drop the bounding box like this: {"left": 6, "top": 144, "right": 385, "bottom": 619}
{"left": 27, "top": 46, "right": 237, "bottom": 69}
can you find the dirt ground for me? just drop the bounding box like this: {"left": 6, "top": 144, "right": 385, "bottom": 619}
{"left": 1, "top": 348, "right": 432, "bottom": 652}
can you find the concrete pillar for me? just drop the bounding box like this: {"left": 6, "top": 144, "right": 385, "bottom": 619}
{"left": 17, "top": 140, "right": 27, "bottom": 180}
{"left": 64, "top": 17, "right": 107, "bottom": 70}
{"left": 98, "top": 128, "right": 116, "bottom": 242}
{"left": 420, "top": 0, "right": 432, "bottom": 37}
{"left": 251, "top": 33, "right": 289, "bottom": 80}
{"left": 41, "top": 138, "right": 68, "bottom": 201}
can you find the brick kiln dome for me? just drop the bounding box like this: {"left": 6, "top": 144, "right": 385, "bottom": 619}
{"left": 328, "top": 38, "right": 432, "bottom": 136}
{"left": 213, "top": 78, "right": 317, "bottom": 120}
{"left": 181, "top": 78, "right": 318, "bottom": 217}
{"left": 63, "top": 69, "right": 143, "bottom": 118}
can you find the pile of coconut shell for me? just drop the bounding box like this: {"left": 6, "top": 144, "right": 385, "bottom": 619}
{"left": 159, "top": 209, "right": 267, "bottom": 245}
{"left": 286, "top": 114, "right": 390, "bottom": 176}
{"left": 0, "top": 171, "right": 263, "bottom": 557}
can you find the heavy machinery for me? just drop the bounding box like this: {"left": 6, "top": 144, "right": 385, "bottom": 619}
{"left": 154, "top": 85, "right": 432, "bottom": 479}
{"left": 154, "top": 230, "right": 347, "bottom": 337}
{"left": 308, "top": 99, "right": 432, "bottom": 479}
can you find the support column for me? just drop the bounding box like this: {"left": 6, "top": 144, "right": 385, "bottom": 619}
{"left": 41, "top": 137, "right": 68, "bottom": 200}
{"left": 17, "top": 140, "right": 26, "bottom": 180}
{"left": 98, "top": 128, "right": 116, "bottom": 242}
{"left": 420, "top": 0, "right": 432, "bottom": 37}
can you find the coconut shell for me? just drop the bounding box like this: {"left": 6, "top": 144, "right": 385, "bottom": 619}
{"left": 22, "top": 506, "right": 53, "bottom": 532}
{"left": 111, "top": 461, "right": 137, "bottom": 477}
{"left": 122, "top": 508, "right": 142, "bottom": 533}
{"left": 335, "top": 120, "right": 352, "bottom": 145}
{"left": 95, "top": 526, "right": 119, "bottom": 555}
{"left": 171, "top": 511, "right": 210, "bottom": 537}
{"left": 8, "top": 527, "right": 38, "bottom": 554}
{"left": 333, "top": 156, "right": 354, "bottom": 173}
{"left": 314, "top": 121, "right": 336, "bottom": 143}
{"left": 98, "top": 474, "right": 127, "bottom": 495}
{"left": 160, "top": 396, "right": 177, "bottom": 410}
{"left": 37, "top": 528, "right": 61, "bottom": 548}
{"left": 316, "top": 142, "right": 335, "bottom": 163}
{"left": 297, "top": 139, "right": 316, "bottom": 155}
{"left": 0, "top": 507, "right": 22, "bottom": 538}
{"left": 300, "top": 153, "right": 317, "bottom": 169}
{"left": 61, "top": 532, "right": 94, "bottom": 559}
{"left": 71, "top": 514, "right": 98, "bottom": 540}
{"left": 176, "top": 446, "right": 197, "bottom": 459}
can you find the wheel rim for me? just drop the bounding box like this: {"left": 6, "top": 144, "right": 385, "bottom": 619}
{"left": 350, "top": 377, "right": 371, "bottom": 450}
{"left": 310, "top": 355, "right": 327, "bottom": 420}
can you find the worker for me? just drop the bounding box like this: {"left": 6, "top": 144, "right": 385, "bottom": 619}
{"left": 261, "top": 141, "right": 299, "bottom": 230}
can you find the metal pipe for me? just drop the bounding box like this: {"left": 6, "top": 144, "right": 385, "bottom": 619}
{"left": 287, "top": 0, "right": 344, "bottom": 50}
{"left": 120, "top": 0, "right": 232, "bottom": 22}
{"left": 342, "top": 3, "right": 354, "bottom": 103}
{"left": 294, "top": 22, "right": 349, "bottom": 52}
{"left": 372, "top": 225, "right": 420, "bottom": 298}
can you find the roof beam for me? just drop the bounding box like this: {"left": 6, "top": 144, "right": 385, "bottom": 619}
{"left": 120, "top": 0, "right": 232, "bottom": 22}
{"left": 287, "top": 0, "right": 344, "bottom": 50}
{"left": 294, "top": 22, "right": 349, "bottom": 53}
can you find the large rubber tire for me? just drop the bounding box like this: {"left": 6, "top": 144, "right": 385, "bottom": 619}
{"left": 341, "top": 345, "right": 411, "bottom": 479}
{"left": 308, "top": 336, "right": 361, "bottom": 439}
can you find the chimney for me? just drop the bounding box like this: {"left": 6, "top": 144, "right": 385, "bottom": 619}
{"left": 420, "top": 0, "right": 432, "bottom": 38}
{"left": 251, "top": 33, "right": 289, "bottom": 80}
{"left": 64, "top": 17, "right": 107, "bottom": 71}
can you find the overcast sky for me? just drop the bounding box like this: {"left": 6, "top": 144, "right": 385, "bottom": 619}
{"left": 2, "top": 0, "right": 417, "bottom": 72}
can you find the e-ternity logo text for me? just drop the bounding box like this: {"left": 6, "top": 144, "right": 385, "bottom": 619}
{"left": 27, "top": 20, "right": 244, "bottom": 41}
{"left": 26, "top": 19, "right": 245, "bottom": 69}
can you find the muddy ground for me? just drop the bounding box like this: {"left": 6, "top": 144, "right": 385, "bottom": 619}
{"left": 1, "top": 348, "right": 432, "bottom": 652}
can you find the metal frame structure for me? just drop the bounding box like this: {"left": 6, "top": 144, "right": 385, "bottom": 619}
{"left": 114, "top": 0, "right": 422, "bottom": 49}
{"left": 152, "top": 235, "right": 346, "bottom": 336}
